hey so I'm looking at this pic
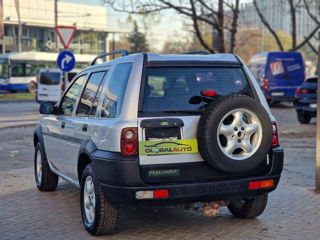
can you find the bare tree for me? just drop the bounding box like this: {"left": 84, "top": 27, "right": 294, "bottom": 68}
{"left": 253, "top": 0, "right": 320, "bottom": 51}
{"left": 102, "top": 0, "right": 241, "bottom": 53}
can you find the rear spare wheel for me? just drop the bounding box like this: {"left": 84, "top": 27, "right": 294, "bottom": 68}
{"left": 197, "top": 95, "right": 272, "bottom": 173}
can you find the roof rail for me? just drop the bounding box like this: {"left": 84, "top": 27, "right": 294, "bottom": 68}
{"left": 183, "top": 50, "right": 210, "bottom": 55}
{"left": 91, "top": 50, "right": 129, "bottom": 66}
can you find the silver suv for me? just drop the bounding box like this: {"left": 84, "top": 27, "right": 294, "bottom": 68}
{"left": 34, "top": 50, "right": 283, "bottom": 236}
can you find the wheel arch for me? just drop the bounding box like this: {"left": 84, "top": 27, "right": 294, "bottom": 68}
{"left": 34, "top": 124, "right": 44, "bottom": 147}
{"left": 78, "top": 141, "right": 97, "bottom": 182}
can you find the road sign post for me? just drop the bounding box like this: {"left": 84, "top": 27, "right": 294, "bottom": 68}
{"left": 55, "top": 26, "right": 76, "bottom": 89}
{"left": 316, "top": 31, "right": 320, "bottom": 192}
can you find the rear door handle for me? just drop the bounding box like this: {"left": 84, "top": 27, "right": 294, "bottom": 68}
{"left": 61, "top": 122, "right": 65, "bottom": 129}
{"left": 82, "top": 124, "right": 88, "bottom": 132}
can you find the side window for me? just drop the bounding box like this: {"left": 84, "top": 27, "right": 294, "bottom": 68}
{"left": 100, "top": 63, "right": 133, "bottom": 118}
{"left": 76, "top": 71, "right": 106, "bottom": 116}
{"left": 60, "top": 74, "right": 87, "bottom": 116}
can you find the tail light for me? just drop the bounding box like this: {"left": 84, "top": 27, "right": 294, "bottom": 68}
{"left": 120, "top": 127, "right": 138, "bottom": 156}
{"left": 295, "top": 88, "right": 308, "bottom": 99}
{"left": 61, "top": 76, "right": 65, "bottom": 92}
{"left": 36, "top": 76, "right": 39, "bottom": 89}
{"left": 263, "top": 78, "right": 268, "bottom": 91}
{"left": 295, "top": 87, "right": 302, "bottom": 95}
{"left": 272, "top": 121, "right": 279, "bottom": 148}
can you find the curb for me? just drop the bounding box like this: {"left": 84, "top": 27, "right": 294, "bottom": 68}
{"left": 0, "top": 98, "right": 36, "bottom": 104}
{"left": 0, "top": 123, "right": 37, "bottom": 130}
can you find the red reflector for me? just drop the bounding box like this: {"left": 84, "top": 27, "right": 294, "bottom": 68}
{"left": 201, "top": 89, "right": 217, "bottom": 97}
{"left": 153, "top": 190, "right": 169, "bottom": 199}
{"left": 266, "top": 96, "right": 271, "bottom": 100}
{"left": 249, "top": 180, "right": 274, "bottom": 190}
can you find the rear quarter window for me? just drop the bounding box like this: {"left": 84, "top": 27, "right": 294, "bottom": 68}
{"left": 100, "top": 63, "right": 133, "bottom": 118}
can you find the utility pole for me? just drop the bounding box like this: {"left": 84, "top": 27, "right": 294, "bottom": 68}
{"left": 0, "top": 0, "right": 4, "bottom": 53}
{"left": 316, "top": 31, "right": 320, "bottom": 192}
{"left": 54, "top": 0, "right": 58, "bottom": 52}
{"left": 14, "top": 0, "right": 21, "bottom": 52}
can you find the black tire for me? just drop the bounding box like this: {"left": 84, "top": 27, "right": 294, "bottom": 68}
{"left": 28, "top": 81, "right": 36, "bottom": 94}
{"left": 197, "top": 95, "right": 273, "bottom": 173}
{"left": 297, "top": 111, "right": 311, "bottom": 124}
{"left": 227, "top": 194, "right": 268, "bottom": 219}
{"left": 80, "top": 164, "right": 118, "bottom": 236}
{"left": 34, "top": 142, "right": 59, "bottom": 191}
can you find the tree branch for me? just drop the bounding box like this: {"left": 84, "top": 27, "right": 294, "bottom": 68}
{"left": 190, "top": 0, "right": 216, "bottom": 53}
{"left": 306, "top": 38, "right": 318, "bottom": 54}
{"left": 253, "top": 0, "right": 284, "bottom": 51}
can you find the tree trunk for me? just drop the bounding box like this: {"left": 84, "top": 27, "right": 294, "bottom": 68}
{"left": 230, "top": 0, "right": 240, "bottom": 53}
{"left": 217, "top": 0, "right": 225, "bottom": 53}
{"left": 288, "top": 0, "right": 296, "bottom": 49}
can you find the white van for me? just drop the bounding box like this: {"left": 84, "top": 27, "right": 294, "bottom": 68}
{"left": 36, "top": 69, "right": 79, "bottom": 103}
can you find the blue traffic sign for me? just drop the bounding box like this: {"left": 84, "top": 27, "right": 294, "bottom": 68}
{"left": 57, "top": 50, "right": 75, "bottom": 72}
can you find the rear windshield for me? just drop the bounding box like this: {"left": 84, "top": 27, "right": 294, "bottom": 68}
{"left": 143, "top": 67, "right": 252, "bottom": 112}
{"left": 306, "top": 77, "right": 317, "bottom": 83}
{"left": 40, "top": 72, "right": 61, "bottom": 85}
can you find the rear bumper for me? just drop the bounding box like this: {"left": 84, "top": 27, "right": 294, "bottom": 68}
{"left": 92, "top": 147, "right": 283, "bottom": 205}
{"left": 294, "top": 100, "right": 317, "bottom": 116}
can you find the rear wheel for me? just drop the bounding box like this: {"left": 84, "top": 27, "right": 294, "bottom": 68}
{"left": 80, "top": 164, "right": 118, "bottom": 236}
{"left": 297, "top": 111, "right": 311, "bottom": 124}
{"left": 227, "top": 194, "right": 268, "bottom": 219}
{"left": 34, "top": 142, "right": 58, "bottom": 191}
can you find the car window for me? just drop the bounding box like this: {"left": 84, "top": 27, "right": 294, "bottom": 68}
{"left": 100, "top": 63, "right": 132, "bottom": 118}
{"left": 39, "top": 72, "right": 61, "bottom": 85}
{"left": 76, "top": 71, "right": 106, "bottom": 116}
{"left": 60, "top": 74, "right": 87, "bottom": 116}
{"left": 143, "top": 67, "right": 252, "bottom": 112}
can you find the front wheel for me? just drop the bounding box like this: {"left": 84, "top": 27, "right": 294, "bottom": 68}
{"left": 34, "top": 142, "right": 58, "bottom": 191}
{"left": 227, "top": 194, "right": 268, "bottom": 219}
{"left": 80, "top": 164, "right": 118, "bottom": 236}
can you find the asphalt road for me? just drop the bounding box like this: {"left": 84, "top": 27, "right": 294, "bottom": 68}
{"left": 0, "top": 100, "right": 40, "bottom": 128}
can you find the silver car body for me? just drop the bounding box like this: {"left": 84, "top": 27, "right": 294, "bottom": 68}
{"left": 39, "top": 53, "right": 275, "bottom": 186}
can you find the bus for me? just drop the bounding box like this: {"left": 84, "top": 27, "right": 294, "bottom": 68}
{"left": 0, "top": 52, "right": 95, "bottom": 93}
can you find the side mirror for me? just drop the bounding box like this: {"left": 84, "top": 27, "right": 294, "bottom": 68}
{"left": 40, "top": 102, "right": 57, "bottom": 114}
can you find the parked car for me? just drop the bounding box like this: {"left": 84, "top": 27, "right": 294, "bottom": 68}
{"left": 34, "top": 50, "right": 283, "bottom": 236}
{"left": 294, "top": 76, "right": 317, "bottom": 124}
{"left": 36, "top": 69, "right": 79, "bottom": 103}
{"left": 248, "top": 51, "right": 305, "bottom": 104}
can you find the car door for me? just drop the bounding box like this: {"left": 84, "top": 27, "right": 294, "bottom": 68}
{"left": 42, "top": 74, "right": 87, "bottom": 182}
